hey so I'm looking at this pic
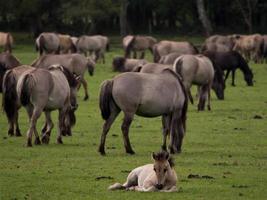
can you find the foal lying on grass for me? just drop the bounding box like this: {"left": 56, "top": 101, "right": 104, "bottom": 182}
{"left": 108, "top": 151, "right": 178, "bottom": 192}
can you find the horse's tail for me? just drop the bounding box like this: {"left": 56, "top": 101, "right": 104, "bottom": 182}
{"left": 190, "top": 42, "right": 199, "bottom": 54}
{"left": 132, "top": 65, "right": 143, "bottom": 72}
{"left": 106, "top": 38, "right": 110, "bottom": 52}
{"left": 18, "top": 73, "right": 35, "bottom": 106}
{"left": 99, "top": 79, "right": 116, "bottom": 120}
{"left": 153, "top": 44, "right": 161, "bottom": 63}
{"left": 2, "top": 70, "right": 17, "bottom": 121}
{"left": 70, "top": 40, "right": 77, "bottom": 53}
{"left": 173, "top": 56, "right": 183, "bottom": 75}
{"left": 178, "top": 74, "right": 188, "bottom": 133}
{"left": 124, "top": 36, "right": 135, "bottom": 58}
{"left": 68, "top": 108, "right": 76, "bottom": 127}
{"left": 5, "top": 33, "right": 13, "bottom": 53}
{"left": 108, "top": 183, "right": 125, "bottom": 190}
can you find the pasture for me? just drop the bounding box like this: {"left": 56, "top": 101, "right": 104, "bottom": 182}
{"left": 0, "top": 35, "right": 267, "bottom": 200}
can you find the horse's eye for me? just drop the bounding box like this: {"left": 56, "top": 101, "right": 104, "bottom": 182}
{"left": 164, "top": 169, "right": 167, "bottom": 173}
{"left": 153, "top": 168, "right": 156, "bottom": 171}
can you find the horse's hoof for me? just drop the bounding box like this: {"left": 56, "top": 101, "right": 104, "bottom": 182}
{"left": 15, "top": 130, "right": 22, "bottom": 137}
{"left": 207, "top": 106, "right": 211, "bottom": 111}
{"left": 161, "top": 145, "right": 167, "bottom": 151}
{"left": 34, "top": 137, "right": 41, "bottom": 145}
{"left": 126, "top": 150, "right": 135, "bottom": 155}
{"left": 8, "top": 129, "right": 14, "bottom": 136}
{"left": 83, "top": 95, "right": 89, "bottom": 101}
{"left": 41, "top": 135, "right": 50, "bottom": 144}
{"left": 57, "top": 137, "right": 63, "bottom": 144}
{"left": 61, "top": 130, "right": 67, "bottom": 136}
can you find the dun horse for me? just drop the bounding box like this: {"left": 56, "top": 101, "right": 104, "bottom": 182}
{"left": 109, "top": 151, "right": 177, "bottom": 192}
{"left": 17, "top": 65, "right": 80, "bottom": 146}
{"left": 2, "top": 65, "right": 35, "bottom": 136}
{"left": 99, "top": 69, "right": 188, "bottom": 155}
{"left": 0, "top": 32, "right": 14, "bottom": 53}
{"left": 35, "top": 32, "right": 60, "bottom": 56}
{"left": 112, "top": 56, "right": 148, "bottom": 72}
{"left": 31, "top": 53, "right": 95, "bottom": 100}
{"left": 173, "top": 55, "right": 214, "bottom": 111}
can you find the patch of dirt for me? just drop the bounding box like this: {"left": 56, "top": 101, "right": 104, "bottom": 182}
{"left": 121, "top": 170, "right": 131, "bottom": 173}
{"left": 187, "top": 174, "right": 214, "bottom": 179}
{"left": 111, "top": 134, "right": 118, "bottom": 137}
{"left": 233, "top": 127, "right": 245, "bottom": 131}
{"left": 232, "top": 184, "right": 249, "bottom": 188}
{"left": 3, "top": 137, "right": 7, "bottom": 140}
{"left": 95, "top": 176, "right": 114, "bottom": 180}
{"left": 107, "top": 146, "right": 116, "bottom": 149}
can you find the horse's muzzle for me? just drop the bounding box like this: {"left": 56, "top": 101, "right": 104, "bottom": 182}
{"left": 71, "top": 104, "right": 78, "bottom": 111}
{"left": 156, "top": 184, "right": 163, "bottom": 190}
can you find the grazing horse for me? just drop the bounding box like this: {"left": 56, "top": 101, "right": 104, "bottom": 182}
{"left": 76, "top": 35, "right": 109, "bottom": 63}
{"left": 31, "top": 53, "right": 95, "bottom": 100}
{"left": 99, "top": 69, "right": 188, "bottom": 155}
{"left": 0, "top": 52, "right": 21, "bottom": 92}
{"left": 112, "top": 56, "right": 148, "bottom": 72}
{"left": 123, "top": 35, "right": 157, "bottom": 59}
{"left": 58, "top": 34, "right": 76, "bottom": 54}
{"left": 35, "top": 32, "right": 60, "bottom": 56}
{"left": 153, "top": 40, "right": 198, "bottom": 63}
{"left": 201, "top": 42, "right": 231, "bottom": 53}
{"left": 0, "top": 32, "right": 14, "bottom": 53}
{"left": 173, "top": 55, "right": 214, "bottom": 111}
{"left": 109, "top": 151, "right": 177, "bottom": 192}
{"left": 2, "top": 65, "right": 35, "bottom": 136}
{"left": 17, "top": 65, "right": 79, "bottom": 147}
{"left": 232, "top": 34, "right": 264, "bottom": 63}
{"left": 159, "top": 52, "right": 183, "bottom": 65}
{"left": 203, "top": 50, "right": 253, "bottom": 86}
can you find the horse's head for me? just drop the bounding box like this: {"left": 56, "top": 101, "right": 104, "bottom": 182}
{"left": 86, "top": 57, "right": 95, "bottom": 76}
{"left": 212, "top": 68, "right": 225, "bottom": 100}
{"left": 112, "top": 57, "right": 126, "bottom": 72}
{"left": 152, "top": 151, "right": 174, "bottom": 190}
{"left": 245, "top": 70, "right": 254, "bottom": 86}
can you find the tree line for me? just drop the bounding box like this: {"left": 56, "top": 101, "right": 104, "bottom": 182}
{"left": 0, "top": 0, "right": 266, "bottom": 37}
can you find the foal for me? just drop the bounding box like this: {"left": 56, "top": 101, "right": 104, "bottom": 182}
{"left": 108, "top": 151, "right": 177, "bottom": 192}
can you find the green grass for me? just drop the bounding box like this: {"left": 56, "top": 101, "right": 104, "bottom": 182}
{"left": 0, "top": 36, "right": 267, "bottom": 200}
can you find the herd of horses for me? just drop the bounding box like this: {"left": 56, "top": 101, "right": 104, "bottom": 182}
{"left": 0, "top": 31, "right": 259, "bottom": 192}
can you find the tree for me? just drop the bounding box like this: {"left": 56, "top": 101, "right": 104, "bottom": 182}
{"left": 196, "top": 0, "right": 213, "bottom": 36}
{"left": 120, "top": 0, "right": 129, "bottom": 36}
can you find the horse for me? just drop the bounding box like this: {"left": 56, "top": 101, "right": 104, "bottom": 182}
{"left": 153, "top": 40, "right": 199, "bottom": 63}
{"left": 123, "top": 35, "right": 157, "bottom": 59}
{"left": 203, "top": 50, "right": 253, "bottom": 86}
{"left": 108, "top": 151, "right": 177, "bottom": 192}
{"left": 31, "top": 53, "right": 95, "bottom": 100}
{"left": 58, "top": 34, "right": 76, "bottom": 54}
{"left": 2, "top": 65, "right": 35, "bottom": 136}
{"left": 202, "top": 35, "right": 235, "bottom": 52}
{"left": 112, "top": 56, "right": 148, "bottom": 72}
{"left": 173, "top": 55, "right": 214, "bottom": 111}
{"left": 262, "top": 35, "right": 267, "bottom": 63}
{"left": 0, "top": 32, "right": 14, "bottom": 53}
{"left": 133, "top": 63, "right": 172, "bottom": 73}
{"left": 16, "top": 65, "right": 80, "bottom": 147}
{"left": 35, "top": 32, "right": 60, "bottom": 56}
{"left": 99, "top": 69, "right": 188, "bottom": 155}
{"left": 232, "top": 34, "right": 264, "bottom": 63}
{"left": 0, "top": 52, "right": 21, "bottom": 92}
{"left": 76, "top": 35, "right": 109, "bottom": 63}
{"left": 158, "top": 52, "right": 183, "bottom": 65}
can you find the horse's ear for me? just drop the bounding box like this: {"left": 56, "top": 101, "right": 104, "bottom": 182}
{"left": 152, "top": 152, "right": 157, "bottom": 160}
{"left": 164, "top": 151, "right": 169, "bottom": 160}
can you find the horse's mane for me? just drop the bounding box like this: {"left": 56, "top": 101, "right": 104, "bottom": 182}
{"left": 49, "top": 65, "right": 78, "bottom": 87}
{"left": 153, "top": 151, "right": 175, "bottom": 168}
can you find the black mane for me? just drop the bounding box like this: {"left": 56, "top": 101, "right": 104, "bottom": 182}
{"left": 153, "top": 151, "right": 175, "bottom": 168}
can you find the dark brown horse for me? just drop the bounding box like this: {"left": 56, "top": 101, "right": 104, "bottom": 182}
{"left": 203, "top": 50, "right": 253, "bottom": 86}
{"left": 99, "top": 69, "right": 188, "bottom": 155}
{"left": 112, "top": 56, "right": 148, "bottom": 72}
{"left": 0, "top": 52, "right": 21, "bottom": 92}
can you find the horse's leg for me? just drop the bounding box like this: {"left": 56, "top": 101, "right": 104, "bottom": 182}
{"left": 98, "top": 107, "right": 120, "bottom": 155}
{"left": 57, "top": 108, "right": 67, "bottom": 144}
{"left": 121, "top": 112, "right": 135, "bottom": 154}
{"left": 198, "top": 86, "right": 207, "bottom": 111}
{"left": 176, "top": 110, "right": 185, "bottom": 153}
{"left": 231, "top": 69, "right": 236, "bottom": 86}
{"left": 26, "top": 106, "right": 42, "bottom": 146}
{"left": 80, "top": 78, "right": 89, "bottom": 101}
{"left": 207, "top": 85, "right": 212, "bottom": 111}
{"left": 161, "top": 115, "right": 171, "bottom": 151}
{"left": 140, "top": 51, "right": 145, "bottom": 59}
{"left": 14, "top": 110, "right": 22, "bottom": 137}
{"left": 169, "top": 112, "right": 180, "bottom": 154}
{"left": 224, "top": 70, "right": 230, "bottom": 83}
{"left": 7, "top": 116, "right": 14, "bottom": 136}
{"left": 133, "top": 51, "right": 137, "bottom": 59}
{"left": 42, "top": 111, "right": 54, "bottom": 144}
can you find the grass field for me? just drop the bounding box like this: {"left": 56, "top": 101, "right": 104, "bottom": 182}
{"left": 0, "top": 35, "right": 266, "bottom": 200}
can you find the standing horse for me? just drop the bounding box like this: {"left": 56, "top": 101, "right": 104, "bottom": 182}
{"left": 112, "top": 56, "right": 148, "bottom": 72}
{"left": 58, "top": 34, "right": 76, "bottom": 54}
{"left": 153, "top": 40, "right": 198, "bottom": 63}
{"left": 2, "top": 65, "right": 35, "bottom": 136}
{"left": 99, "top": 69, "right": 188, "bottom": 155}
{"left": 31, "top": 53, "right": 95, "bottom": 100}
{"left": 16, "top": 65, "right": 79, "bottom": 147}
{"left": 158, "top": 52, "right": 183, "bottom": 65}
{"left": 0, "top": 52, "right": 21, "bottom": 92}
{"left": 203, "top": 50, "right": 253, "bottom": 86}
{"left": 0, "top": 32, "right": 14, "bottom": 53}
{"left": 109, "top": 151, "right": 177, "bottom": 192}
{"left": 35, "top": 32, "right": 60, "bottom": 56}
{"left": 202, "top": 35, "right": 235, "bottom": 52}
{"left": 173, "top": 55, "right": 214, "bottom": 111}
{"left": 123, "top": 35, "right": 157, "bottom": 59}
